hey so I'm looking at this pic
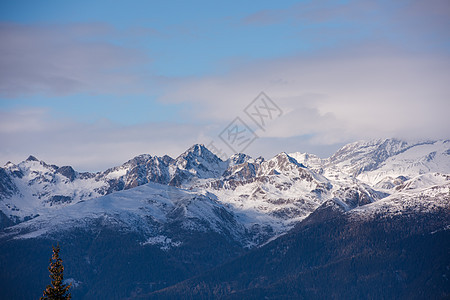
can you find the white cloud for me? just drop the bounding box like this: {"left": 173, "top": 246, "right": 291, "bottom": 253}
{"left": 1, "top": 1, "right": 449, "bottom": 169}
{"left": 0, "top": 22, "right": 151, "bottom": 98}
{"left": 0, "top": 109, "right": 208, "bottom": 171}
{"left": 160, "top": 49, "right": 450, "bottom": 146}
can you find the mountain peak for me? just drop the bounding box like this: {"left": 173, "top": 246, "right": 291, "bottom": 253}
{"left": 228, "top": 153, "right": 252, "bottom": 166}
{"left": 4, "top": 161, "right": 15, "bottom": 168}
{"left": 178, "top": 144, "right": 223, "bottom": 162}
{"left": 25, "top": 155, "right": 39, "bottom": 162}
{"left": 271, "top": 152, "right": 305, "bottom": 168}
{"left": 171, "top": 144, "right": 227, "bottom": 181}
{"left": 123, "top": 154, "right": 153, "bottom": 166}
{"left": 183, "top": 143, "right": 208, "bottom": 155}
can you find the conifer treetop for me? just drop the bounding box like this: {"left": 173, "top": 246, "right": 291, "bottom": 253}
{"left": 40, "top": 244, "right": 71, "bottom": 300}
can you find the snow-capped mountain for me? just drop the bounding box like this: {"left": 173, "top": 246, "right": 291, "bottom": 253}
{"left": 1, "top": 139, "right": 449, "bottom": 245}
{"left": 0, "top": 145, "right": 222, "bottom": 222}
{"left": 1, "top": 138, "right": 449, "bottom": 299}
{"left": 290, "top": 138, "right": 450, "bottom": 186}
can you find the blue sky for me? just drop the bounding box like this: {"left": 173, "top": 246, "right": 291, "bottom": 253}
{"left": 1, "top": 0, "right": 449, "bottom": 170}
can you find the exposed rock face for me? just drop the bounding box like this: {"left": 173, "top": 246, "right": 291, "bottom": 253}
{"left": 56, "top": 166, "right": 77, "bottom": 182}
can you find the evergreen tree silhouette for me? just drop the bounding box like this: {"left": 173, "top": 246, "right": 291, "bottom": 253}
{"left": 40, "top": 244, "right": 71, "bottom": 300}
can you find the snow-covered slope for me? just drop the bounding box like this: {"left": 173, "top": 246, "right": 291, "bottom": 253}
{"left": 355, "top": 140, "right": 450, "bottom": 185}
{"left": 1, "top": 138, "right": 449, "bottom": 246}
{"left": 0, "top": 145, "right": 226, "bottom": 223}
{"left": 1, "top": 182, "right": 249, "bottom": 249}
{"left": 349, "top": 176, "right": 450, "bottom": 222}
{"left": 291, "top": 139, "right": 450, "bottom": 186}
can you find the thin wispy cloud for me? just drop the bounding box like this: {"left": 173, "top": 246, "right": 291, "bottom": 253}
{"left": 0, "top": 22, "right": 151, "bottom": 98}
{"left": 242, "top": 0, "right": 450, "bottom": 51}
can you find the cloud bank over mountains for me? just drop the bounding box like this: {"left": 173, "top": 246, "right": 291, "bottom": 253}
{"left": 0, "top": 0, "right": 449, "bottom": 170}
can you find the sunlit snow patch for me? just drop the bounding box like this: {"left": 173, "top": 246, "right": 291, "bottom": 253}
{"left": 141, "top": 235, "right": 182, "bottom": 251}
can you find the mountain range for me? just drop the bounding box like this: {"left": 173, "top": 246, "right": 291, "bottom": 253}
{"left": 0, "top": 139, "right": 449, "bottom": 299}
